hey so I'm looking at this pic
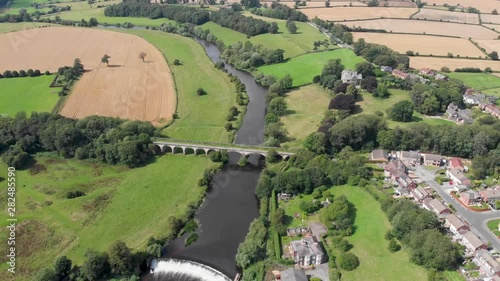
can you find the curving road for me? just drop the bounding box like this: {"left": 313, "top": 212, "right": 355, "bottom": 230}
{"left": 415, "top": 166, "right": 500, "bottom": 251}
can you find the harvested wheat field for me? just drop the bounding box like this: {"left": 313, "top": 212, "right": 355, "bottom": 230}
{"left": 426, "top": 0, "right": 500, "bottom": 12}
{"left": 301, "top": 7, "right": 418, "bottom": 21}
{"left": 412, "top": 8, "right": 480, "bottom": 24}
{"left": 481, "top": 14, "right": 500, "bottom": 24}
{"left": 482, "top": 24, "right": 500, "bottom": 31}
{"left": 410, "top": 57, "right": 500, "bottom": 71}
{"left": 278, "top": 1, "right": 367, "bottom": 7}
{"left": 0, "top": 27, "right": 175, "bottom": 125}
{"left": 475, "top": 39, "right": 500, "bottom": 54}
{"left": 343, "top": 19, "right": 499, "bottom": 39}
{"left": 353, "top": 32, "right": 484, "bottom": 57}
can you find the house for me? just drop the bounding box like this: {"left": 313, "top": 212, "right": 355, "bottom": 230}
{"left": 410, "top": 186, "right": 431, "bottom": 203}
{"left": 444, "top": 214, "right": 469, "bottom": 235}
{"left": 460, "top": 190, "right": 482, "bottom": 206}
{"left": 473, "top": 250, "right": 500, "bottom": 277}
{"left": 393, "top": 171, "right": 417, "bottom": 190}
{"left": 381, "top": 66, "right": 393, "bottom": 72}
{"left": 462, "top": 231, "right": 487, "bottom": 252}
{"left": 397, "top": 151, "right": 421, "bottom": 166}
{"left": 449, "top": 158, "right": 464, "bottom": 172}
{"left": 409, "top": 73, "right": 430, "bottom": 84}
{"left": 420, "top": 68, "right": 436, "bottom": 76}
{"left": 422, "top": 153, "right": 443, "bottom": 166}
{"left": 394, "top": 186, "right": 410, "bottom": 196}
{"left": 446, "top": 169, "right": 472, "bottom": 187}
{"left": 278, "top": 268, "right": 308, "bottom": 281}
{"left": 485, "top": 104, "right": 500, "bottom": 118}
{"left": 435, "top": 73, "right": 448, "bottom": 80}
{"left": 454, "top": 185, "right": 468, "bottom": 192}
{"left": 392, "top": 69, "right": 409, "bottom": 80}
{"left": 341, "top": 70, "right": 362, "bottom": 85}
{"left": 463, "top": 93, "right": 484, "bottom": 105}
{"left": 423, "top": 198, "right": 451, "bottom": 217}
{"left": 370, "top": 149, "right": 389, "bottom": 162}
{"left": 384, "top": 159, "right": 407, "bottom": 177}
{"left": 446, "top": 103, "right": 473, "bottom": 124}
{"left": 289, "top": 236, "right": 325, "bottom": 267}
{"left": 480, "top": 187, "right": 500, "bottom": 204}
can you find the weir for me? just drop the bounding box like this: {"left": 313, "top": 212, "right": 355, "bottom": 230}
{"left": 149, "top": 259, "right": 231, "bottom": 281}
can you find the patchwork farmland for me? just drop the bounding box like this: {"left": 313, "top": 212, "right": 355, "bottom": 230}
{"left": 300, "top": 7, "right": 418, "bottom": 21}
{"left": 410, "top": 57, "right": 500, "bottom": 71}
{"left": 411, "top": 8, "right": 480, "bottom": 24}
{"left": 425, "top": 0, "right": 500, "bottom": 12}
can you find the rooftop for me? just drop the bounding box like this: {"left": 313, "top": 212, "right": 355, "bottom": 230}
{"left": 463, "top": 231, "right": 485, "bottom": 249}
{"left": 290, "top": 236, "right": 324, "bottom": 257}
{"left": 428, "top": 198, "right": 449, "bottom": 214}
{"left": 280, "top": 268, "right": 308, "bottom": 281}
{"left": 445, "top": 214, "right": 467, "bottom": 230}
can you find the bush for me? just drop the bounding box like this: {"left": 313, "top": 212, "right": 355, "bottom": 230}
{"left": 66, "top": 190, "right": 85, "bottom": 199}
{"left": 19, "top": 70, "right": 27, "bottom": 77}
{"left": 339, "top": 252, "right": 360, "bottom": 271}
{"left": 388, "top": 238, "right": 401, "bottom": 252}
{"left": 173, "top": 59, "right": 181, "bottom": 65}
{"left": 196, "top": 88, "right": 207, "bottom": 96}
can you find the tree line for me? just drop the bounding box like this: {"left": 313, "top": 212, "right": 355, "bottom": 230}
{"left": 210, "top": 8, "right": 271, "bottom": 36}
{"left": 104, "top": 0, "right": 210, "bottom": 25}
{"left": 250, "top": 2, "right": 308, "bottom": 22}
{"left": 1, "top": 69, "right": 44, "bottom": 78}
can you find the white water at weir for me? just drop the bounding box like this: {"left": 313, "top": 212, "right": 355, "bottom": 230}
{"left": 150, "top": 259, "right": 232, "bottom": 281}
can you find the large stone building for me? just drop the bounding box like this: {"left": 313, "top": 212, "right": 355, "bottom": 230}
{"left": 289, "top": 236, "right": 325, "bottom": 267}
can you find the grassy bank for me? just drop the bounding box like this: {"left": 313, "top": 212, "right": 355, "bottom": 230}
{"left": 257, "top": 49, "right": 364, "bottom": 86}
{"left": 115, "top": 29, "right": 236, "bottom": 143}
{"left": 281, "top": 85, "right": 331, "bottom": 149}
{"left": 0, "top": 75, "right": 60, "bottom": 116}
{"left": 0, "top": 154, "right": 212, "bottom": 280}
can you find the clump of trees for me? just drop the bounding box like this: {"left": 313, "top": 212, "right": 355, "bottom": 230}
{"left": 354, "top": 38, "right": 409, "bottom": 68}
{"left": 410, "top": 79, "right": 465, "bottom": 115}
{"left": 1, "top": 69, "right": 42, "bottom": 79}
{"left": 235, "top": 218, "right": 267, "bottom": 269}
{"left": 210, "top": 8, "right": 271, "bottom": 36}
{"left": 388, "top": 100, "right": 414, "bottom": 122}
{"left": 221, "top": 41, "right": 285, "bottom": 70}
{"left": 264, "top": 75, "right": 293, "bottom": 146}
{"left": 54, "top": 58, "right": 85, "bottom": 96}
{"left": 250, "top": 2, "right": 307, "bottom": 21}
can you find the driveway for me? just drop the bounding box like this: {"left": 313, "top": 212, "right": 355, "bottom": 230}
{"left": 415, "top": 166, "right": 500, "bottom": 251}
{"left": 305, "top": 263, "right": 329, "bottom": 281}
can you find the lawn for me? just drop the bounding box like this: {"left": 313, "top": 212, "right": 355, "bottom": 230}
{"left": 443, "top": 270, "right": 467, "bottom": 281}
{"left": 447, "top": 72, "right": 500, "bottom": 91}
{"left": 328, "top": 186, "right": 428, "bottom": 281}
{"left": 280, "top": 192, "right": 318, "bottom": 228}
{"left": 0, "top": 22, "right": 57, "bottom": 34}
{"left": 487, "top": 219, "right": 500, "bottom": 237}
{"left": 482, "top": 87, "right": 500, "bottom": 98}
{"left": 0, "top": 154, "right": 212, "bottom": 280}
{"left": 281, "top": 84, "right": 331, "bottom": 149}
{"left": 0, "top": 75, "right": 60, "bottom": 117}
{"left": 116, "top": 29, "right": 236, "bottom": 143}
{"left": 257, "top": 49, "right": 364, "bottom": 86}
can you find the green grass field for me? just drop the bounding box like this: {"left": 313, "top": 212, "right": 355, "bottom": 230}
{"left": 443, "top": 270, "right": 467, "bottom": 281}
{"left": 115, "top": 29, "right": 236, "bottom": 143}
{"left": 0, "top": 75, "right": 59, "bottom": 117}
{"left": 0, "top": 155, "right": 212, "bottom": 280}
{"left": 257, "top": 49, "right": 364, "bottom": 86}
{"left": 447, "top": 72, "right": 500, "bottom": 91}
{"left": 0, "top": 22, "right": 57, "bottom": 33}
{"left": 281, "top": 85, "right": 331, "bottom": 149}
{"left": 487, "top": 219, "right": 500, "bottom": 236}
{"left": 328, "top": 186, "right": 428, "bottom": 281}
{"left": 200, "top": 20, "right": 329, "bottom": 58}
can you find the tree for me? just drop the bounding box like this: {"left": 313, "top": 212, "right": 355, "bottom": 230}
{"left": 339, "top": 252, "right": 360, "bottom": 271}
{"left": 490, "top": 51, "right": 498, "bottom": 60}
{"left": 101, "top": 54, "right": 111, "bottom": 66}
{"left": 268, "top": 22, "right": 278, "bottom": 34}
{"left": 346, "top": 84, "right": 358, "bottom": 97}
{"left": 146, "top": 243, "right": 162, "bottom": 258}
{"left": 267, "top": 149, "right": 279, "bottom": 163}
{"left": 303, "top": 132, "right": 327, "bottom": 154}
{"left": 268, "top": 97, "right": 287, "bottom": 116}
{"left": 2, "top": 145, "right": 31, "bottom": 169}
{"left": 109, "top": 241, "right": 133, "bottom": 276}
{"left": 240, "top": 0, "right": 260, "bottom": 8}
{"left": 367, "top": 0, "right": 379, "bottom": 6}
{"left": 388, "top": 238, "right": 401, "bottom": 252}
{"left": 287, "top": 20, "right": 297, "bottom": 34}
{"left": 374, "top": 83, "right": 390, "bottom": 98}
{"left": 35, "top": 268, "right": 57, "bottom": 281}
{"left": 420, "top": 95, "right": 440, "bottom": 115}
{"left": 328, "top": 94, "right": 355, "bottom": 112}
{"left": 173, "top": 59, "right": 181, "bottom": 65}
{"left": 493, "top": 9, "right": 498, "bottom": 15}
{"left": 325, "top": 0, "right": 330, "bottom": 7}
{"left": 355, "top": 62, "right": 375, "bottom": 77}
{"left": 80, "top": 249, "right": 110, "bottom": 281}
{"left": 54, "top": 256, "right": 72, "bottom": 278}
{"left": 360, "top": 76, "right": 378, "bottom": 92}
{"left": 196, "top": 88, "right": 207, "bottom": 96}
{"left": 389, "top": 100, "right": 414, "bottom": 122}
{"left": 138, "top": 51, "right": 147, "bottom": 62}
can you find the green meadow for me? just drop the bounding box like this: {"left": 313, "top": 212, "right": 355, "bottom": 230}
{"left": 447, "top": 72, "right": 500, "bottom": 91}
{"left": 0, "top": 75, "right": 59, "bottom": 117}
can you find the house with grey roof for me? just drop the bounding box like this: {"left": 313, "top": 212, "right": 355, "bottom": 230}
{"left": 410, "top": 186, "right": 431, "bottom": 203}
{"left": 444, "top": 214, "right": 469, "bottom": 236}
{"left": 370, "top": 149, "right": 388, "bottom": 162}
{"left": 435, "top": 73, "right": 448, "bottom": 80}
{"left": 397, "top": 151, "right": 421, "bottom": 166}
{"left": 474, "top": 250, "right": 500, "bottom": 278}
{"left": 289, "top": 236, "right": 325, "bottom": 267}
{"left": 279, "top": 268, "right": 308, "bottom": 281}
{"left": 462, "top": 231, "right": 487, "bottom": 252}
{"left": 422, "top": 153, "right": 443, "bottom": 166}
{"left": 446, "top": 103, "right": 473, "bottom": 124}
{"left": 341, "top": 70, "right": 362, "bottom": 85}
{"left": 423, "top": 198, "right": 451, "bottom": 217}
{"left": 446, "top": 169, "right": 472, "bottom": 187}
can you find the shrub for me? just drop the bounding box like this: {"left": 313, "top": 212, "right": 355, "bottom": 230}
{"left": 339, "top": 252, "right": 360, "bottom": 271}
{"left": 173, "top": 59, "right": 181, "bottom": 65}
{"left": 388, "top": 238, "right": 401, "bottom": 252}
{"left": 196, "top": 88, "right": 207, "bottom": 96}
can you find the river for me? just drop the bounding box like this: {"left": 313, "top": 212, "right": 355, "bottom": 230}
{"left": 160, "top": 38, "right": 269, "bottom": 279}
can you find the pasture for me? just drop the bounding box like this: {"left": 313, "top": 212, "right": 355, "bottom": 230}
{"left": 0, "top": 27, "right": 177, "bottom": 125}
{"left": 301, "top": 7, "right": 418, "bottom": 21}
{"left": 412, "top": 8, "right": 480, "bottom": 24}
{"left": 118, "top": 29, "right": 236, "bottom": 143}
{"left": 280, "top": 85, "right": 331, "bottom": 149}
{"left": 0, "top": 75, "right": 59, "bottom": 117}
{"left": 425, "top": 0, "right": 500, "bottom": 12}
{"left": 352, "top": 32, "right": 484, "bottom": 58}
{"left": 0, "top": 155, "right": 212, "bottom": 281}
{"left": 481, "top": 14, "right": 500, "bottom": 25}
{"left": 343, "top": 19, "right": 499, "bottom": 39}
{"left": 0, "top": 22, "right": 56, "bottom": 34}
{"left": 446, "top": 72, "right": 500, "bottom": 91}
{"left": 410, "top": 57, "right": 500, "bottom": 72}
{"left": 327, "top": 186, "right": 428, "bottom": 281}
{"left": 257, "top": 49, "right": 365, "bottom": 86}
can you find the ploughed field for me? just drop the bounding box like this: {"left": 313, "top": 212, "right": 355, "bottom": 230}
{"left": 0, "top": 27, "right": 175, "bottom": 125}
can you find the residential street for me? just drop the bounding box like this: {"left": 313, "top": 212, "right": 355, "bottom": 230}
{"left": 415, "top": 166, "right": 500, "bottom": 252}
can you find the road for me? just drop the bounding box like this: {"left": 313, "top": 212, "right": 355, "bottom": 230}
{"left": 415, "top": 166, "right": 500, "bottom": 251}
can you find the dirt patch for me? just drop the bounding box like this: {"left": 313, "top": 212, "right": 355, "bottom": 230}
{"left": 410, "top": 57, "right": 500, "bottom": 71}
{"left": 0, "top": 27, "right": 175, "bottom": 126}
{"left": 343, "top": 19, "right": 499, "bottom": 39}
{"left": 412, "top": 8, "right": 480, "bottom": 24}
{"left": 29, "top": 163, "right": 47, "bottom": 175}
{"left": 301, "top": 7, "right": 418, "bottom": 21}
{"left": 475, "top": 39, "right": 500, "bottom": 54}
{"left": 353, "top": 32, "right": 484, "bottom": 57}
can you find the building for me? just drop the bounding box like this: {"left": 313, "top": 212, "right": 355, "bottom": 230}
{"left": 485, "top": 104, "right": 500, "bottom": 118}
{"left": 397, "top": 151, "right": 421, "bottom": 166}
{"left": 409, "top": 73, "right": 430, "bottom": 84}
{"left": 423, "top": 198, "right": 451, "bottom": 217}
{"left": 449, "top": 158, "right": 464, "bottom": 172}
{"left": 289, "top": 236, "right": 325, "bottom": 267}
{"left": 370, "top": 149, "right": 389, "bottom": 162}
{"left": 384, "top": 159, "right": 407, "bottom": 178}
{"left": 420, "top": 68, "right": 436, "bottom": 76}
{"left": 435, "top": 73, "right": 448, "bottom": 80}
{"left": 392, "top": 69, "right": 409, "bottom": 80}
{"left": 473, "top": 249, "right": 500, "bottom": 277}
{"left": 446, "top": 169, "right": 472, "bottom": 187}
{"left": 446, "top": 103, "right": 473, "bottom": 124}
{"left": 381, "top": 66, "right": 393, "bottom": 72}
{"left": 279, "top": 268, "right": 308, "bottom": 281}
{"left": 463, "top": 92, "right": 484, "bottom": 105}
{"left": 410, "top": 186, "right": 431, "bottom": 203}
{"left": 460, "top": 190, "right": 482, "bottom": 206}
{"left": 422, "top": 153, "right": 443, "bottom": 166}
{"left": 341, "top": 70, "right": 362, "bottom": 85}
{"left": 287, "top": 227, "right": 312, "bottom": 237}
{"left": 393, "top": 171, "right": 417, "bottom": 190}
{"left": 480, "top": 187, "right": 500, "bottom": 204}
{"left": 444, "top": 214, "right": 469, "bottom": 235}
{"left": 462, "top": 231, "right": 487, "bottom": 252}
